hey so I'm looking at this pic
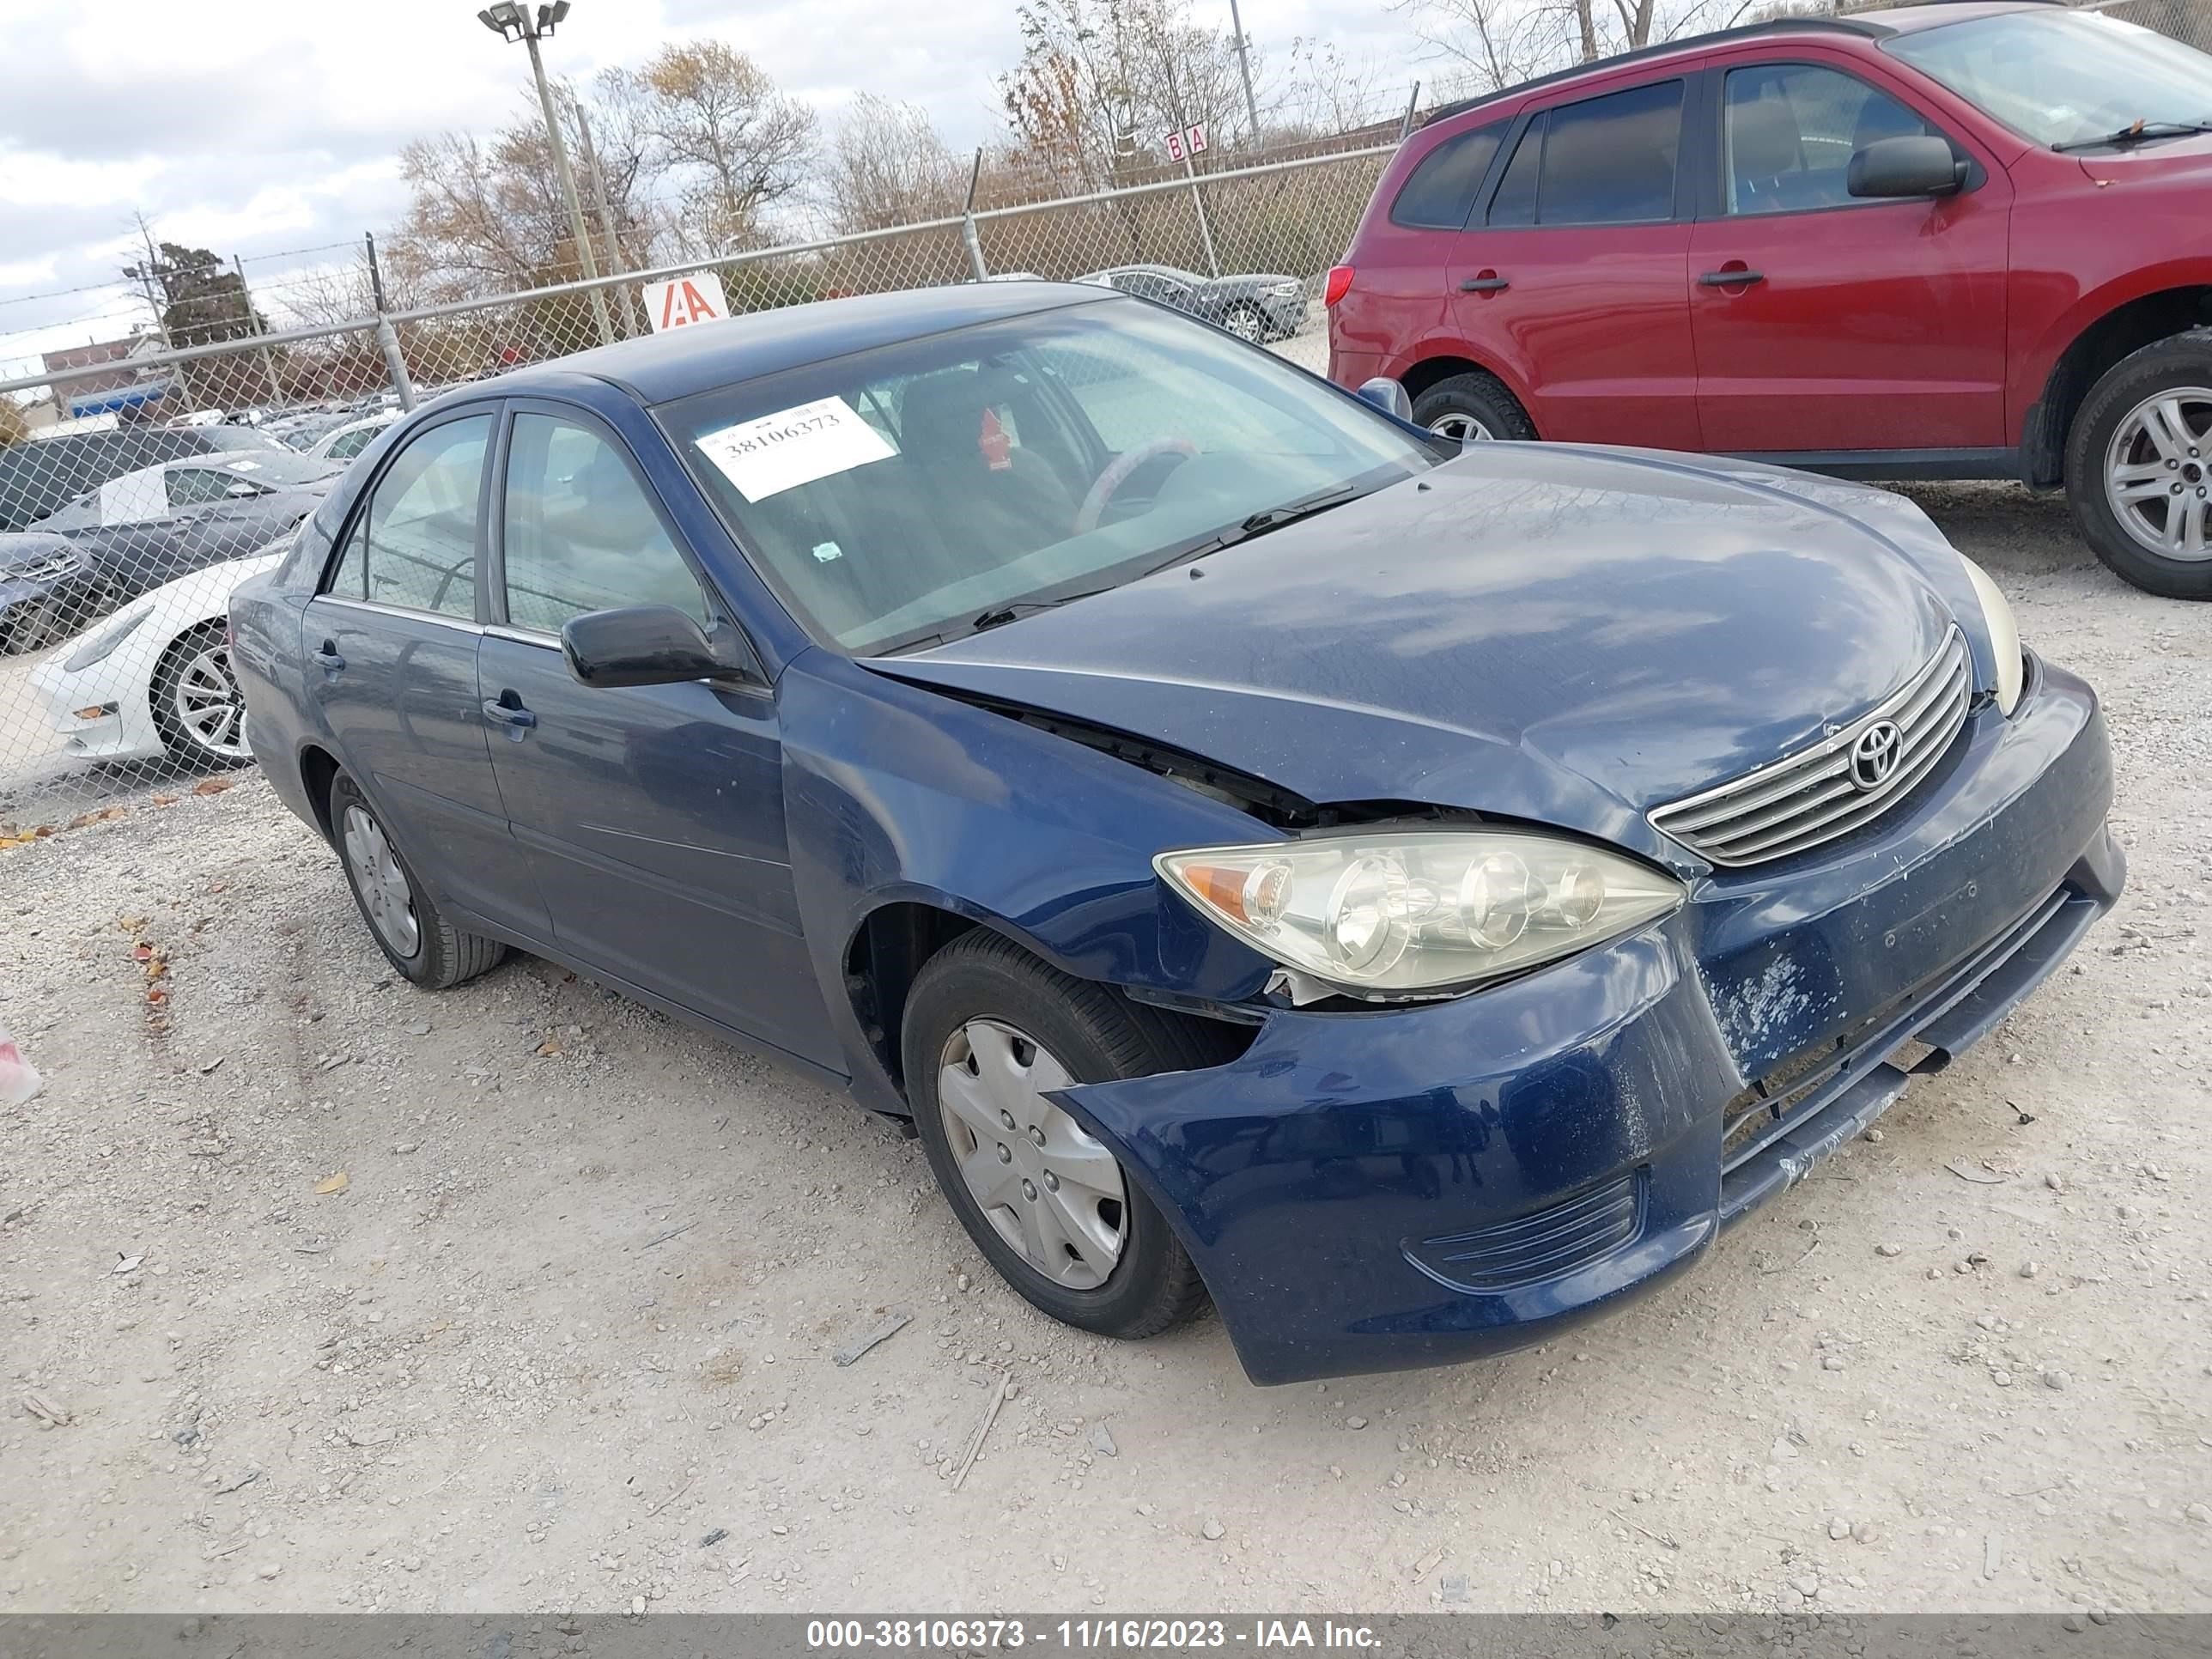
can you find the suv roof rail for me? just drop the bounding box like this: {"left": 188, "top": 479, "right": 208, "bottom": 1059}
{"left": 1421, "top": 14, "right": 1888, "bottom": 128}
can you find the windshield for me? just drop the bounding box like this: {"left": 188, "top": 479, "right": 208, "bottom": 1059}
{"left": 1887, "top": 10, "right": 2212, "bottom": 149}
{"left": 216, "top": 451, "right": 342, "bottom": 489}
{"left": 661, "top": 299, "right": 1438, "bottom": 656}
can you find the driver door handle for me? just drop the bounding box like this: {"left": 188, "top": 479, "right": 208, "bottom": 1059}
{"left": 482, "top": 691, "right": 537, "bottom": 737}
{"left": 1698, "top": 268, "right": 1765, "bottom": 287}
{"left": 312, "top": 641, "right": 344, "bottom": 672}
{"left": 1458, "top": 274, "right": 1510, "bottom": 293}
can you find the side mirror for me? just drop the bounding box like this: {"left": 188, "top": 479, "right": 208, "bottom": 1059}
{"left": 561, "top": 604, "right": 756, "bottom": 690}
{"left": 1847, "top": 135, "right": 1965, "bottom": 199}
{"left": 1356, "top": 377, "right": 1413, "bottom": 422}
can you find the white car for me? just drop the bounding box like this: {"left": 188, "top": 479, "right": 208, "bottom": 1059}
{"left": 307, "top": 410, "right": 402, "bottom": 462}
{"left": 30, "top": 542, "right": 286, "bottom": 769}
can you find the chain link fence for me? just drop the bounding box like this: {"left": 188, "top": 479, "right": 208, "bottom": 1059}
{"left": 1, "top": 0, "right": 2206, "bottom": 829}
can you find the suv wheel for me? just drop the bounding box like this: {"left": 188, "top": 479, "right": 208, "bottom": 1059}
{"left": 2065, "top": 330, "right": 2212, "bottom": 599}
{"left": 902, "top": 930, "right": 1211, "bottom": 1340}
{"left": 1411, "top": 371, "right": 1536, "bottom": 444}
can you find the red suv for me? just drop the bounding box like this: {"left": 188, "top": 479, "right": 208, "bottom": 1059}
{"left": 1327, "top": 0, "right": 2212, "bottom": 598}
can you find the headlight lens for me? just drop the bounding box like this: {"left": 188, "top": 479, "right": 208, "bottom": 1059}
{"left": 1156, "top": 830, "right": 1684, "bottom": 1000}
{"left": 1266, "top": 280, "right": 1304, "bottom": 297}
{"left": 64, "top": 607, "right": 152, "bottom": 673}
{"left": 1960, "top": 556, "right": 2024, "bottom": 716}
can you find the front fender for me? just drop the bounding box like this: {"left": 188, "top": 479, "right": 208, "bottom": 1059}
{"left": 775, "top": 650, "right": 1279, "bottom": 1113}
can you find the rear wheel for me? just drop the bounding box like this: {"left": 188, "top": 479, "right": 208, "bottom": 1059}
{"left": 1223, "top": 302, "right": 1267, "bottom": 343}
{"left": 902, "top": 930, "right": 1210, "bottom": 1340}
{"left": 2065, "top": 330, "right": 2212, "bottom": 599}
{"left": 1411, "top": 370, "right": 1536, "bottom": 444}
{"left": 327, "top": 769, "right": 506, "bottom": 989}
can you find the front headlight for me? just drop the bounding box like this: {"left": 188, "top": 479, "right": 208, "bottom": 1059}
{"left": 64, "top": 607, "right": 152, "bottom": 673}
{"left": 1156, "top": 829, "right": 1685, "bottom": 1000}
{"left": 1266, "top": 280, "right": 1304, "bottom": 297}
{"left": 1960, "top": 557, "right": 2024, "bottom": 716}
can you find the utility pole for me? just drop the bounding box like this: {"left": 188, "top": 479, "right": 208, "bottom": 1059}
{"left": 480, "top": 3, "right": 612, "bottom": 346}
{"left": 572, "top": 101, "right": 629, "bottom": 337}
{"left": 1227, "top": 0, "right": 1262, "bottom": 148}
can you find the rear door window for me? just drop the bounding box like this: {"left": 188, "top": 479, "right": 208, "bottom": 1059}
{"left": 1487, "top": 118, "right": 1543, "bottom": 226}
{"left": 325, "top": 413, "right": 491, "bottom": 620}
{"left": 1391, "top": 121, "right": 1508, "bottom": 228}
{"left": 1533, "top": 79, "right": 1686, "bottom": 224}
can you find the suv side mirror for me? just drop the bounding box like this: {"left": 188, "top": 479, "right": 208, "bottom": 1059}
{"left": 1848, "top": 135, "right": 1965, "bottom": 199}
{"left": 1356, "top": 377, "right": 1413, "bottom": 422}
{"left": 562, "top": 605, "right": 757, "bottom": 690}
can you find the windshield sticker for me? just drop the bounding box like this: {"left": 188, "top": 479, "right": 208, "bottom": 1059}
{"left": 811, "top": 540, "right": 843, "bottom": 563}
{"left": 695, "top": 397, "right": 896, "bottom": 501}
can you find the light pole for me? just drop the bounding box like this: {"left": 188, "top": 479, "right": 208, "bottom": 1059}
{"left": 477, "top": 1, "right": 614, "bottom": 346}
{"left": 1226, "top": 0, "right": 1262, "bottom": 149}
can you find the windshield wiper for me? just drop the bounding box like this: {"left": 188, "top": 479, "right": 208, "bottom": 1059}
{"left": 1149, "top": 483, "right": 1368, "bottom": 572}
{"left": 969, "top": 593, "right": 1109, "bottom": 633}
{"left": 2053, "top": 118, "right": 2212, "bottom": 152}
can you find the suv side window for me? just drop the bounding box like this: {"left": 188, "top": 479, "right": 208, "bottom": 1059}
{"left": 1391, "top": 121, "right": 1508, "bottom": 228}
{"left": 1723, "top": 64, "right": 1937, "bottom": 215}
{"left": 1487, "top": 116, "right": 1543, "bottom": 226}
{"left": 1536, "top": 79, "right": 1685, "bottom": 224}
{"left": 501, "top": 412, "right": 709, "bottom": 634}
{"left": 326, "top": 413, "right": 490, "bottom": 620}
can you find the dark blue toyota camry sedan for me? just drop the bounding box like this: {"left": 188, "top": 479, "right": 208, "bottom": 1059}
{"left": 229, "top": 282, "right": 2123, "bottom": 1385}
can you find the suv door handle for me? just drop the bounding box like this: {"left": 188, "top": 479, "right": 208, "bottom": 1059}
{"left": 1698, "top": 268, "right": 1765, "bottom": 287}
{"left": 1458, "top": 274, "right": 1510, "bottom": 293}
{"left": 481, "top": 692, "right": 538, "bottom": 738}
{"left": 312, "top": 641, "right": 344, "bottom": 672}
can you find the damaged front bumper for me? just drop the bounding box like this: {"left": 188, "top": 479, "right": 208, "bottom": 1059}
{"left": 1054, "top": 656, "right": 2123, "bottom": 1385}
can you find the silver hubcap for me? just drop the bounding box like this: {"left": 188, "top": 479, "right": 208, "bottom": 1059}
{"left": 2106, "top": 386, "right": 2212, "bottom": 562}
{"left": 342, "top": 803, "right": 419, "bottom": 957}
{"left": 1227, "top": 308, "right": 1262, "bottom": 341}
{"left": 173, "top": 643, "right": 248, "bottom": 758}
{"left": 1428, "top": 412, "right": 1494, "bottom": 441}
{"left": 937, "top": 1019, "right": 1127, "bottom": 1290}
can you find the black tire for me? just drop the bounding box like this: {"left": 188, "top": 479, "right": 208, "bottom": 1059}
{"left": 149, "top": 622, "right": 253, "bottom": 768}
{"left": 1222, "top": 301, "right": 1267, "bottom": 343}
{"left": 1412, "top": 370, "right": 1536, "bottom": 443}
{"left": 2, "top": 599, "right": 58, "bottom": 655}
{"left": 326, "top": 769, "right": 506, "bottom": 990}
{"left": 2064, "top": 329, "right": 2212, "bottom": 599}
{"left": 902, "top": 929, "right": 1210, "bottom": 1340}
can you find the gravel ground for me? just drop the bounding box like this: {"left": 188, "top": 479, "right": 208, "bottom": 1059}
{"left": 1, "top": 477, "right": 2208, "bottom": 1618}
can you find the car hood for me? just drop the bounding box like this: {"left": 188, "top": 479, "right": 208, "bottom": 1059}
{"left": 873, "top": 444, "right": 1972, "bottom": 851}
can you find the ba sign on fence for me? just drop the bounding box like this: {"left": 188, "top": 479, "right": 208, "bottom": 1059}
{"left": 642, "top": 270, "right": 729, "bottom": 333}
{"left": 1164, "top": 123, "right": 1209, "bottom": 162}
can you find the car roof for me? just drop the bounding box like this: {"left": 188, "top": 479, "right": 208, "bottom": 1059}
{"left": 492, "top": 281, "right": 1112, "bottom": 407}
{"left": 1421, "top": 0, "right": 2063, "bottom": 125}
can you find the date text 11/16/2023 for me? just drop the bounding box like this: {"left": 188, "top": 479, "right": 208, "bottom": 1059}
{"left": 804, "top": 1619, "right": 1384, "bottom": 1650}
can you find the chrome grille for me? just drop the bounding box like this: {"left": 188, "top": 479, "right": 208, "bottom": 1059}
{"left": 1651, "top": 629, "right": 1972, "bottom": 867}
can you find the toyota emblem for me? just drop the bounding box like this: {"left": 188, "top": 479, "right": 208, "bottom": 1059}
{"left": 1849, "top": 720, "right": 1905, "bottom": 791}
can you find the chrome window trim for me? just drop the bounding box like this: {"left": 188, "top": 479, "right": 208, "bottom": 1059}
{"left": 309, "top": 595, "right": 485, "bottom": 635}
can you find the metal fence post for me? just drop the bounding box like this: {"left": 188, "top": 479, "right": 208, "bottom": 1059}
{"left": 365, "top": 233, "right": 416, "bottom": 413}
{"left": 232, "top": 256, "right": 287, "bottom": 410}
{"left": 1399, "top": 82, "right": 1422, "bottom": 143}
{"left": 1182, "top": 151, "right": 1222, "bottom": 279}
{"left": 962, "top": 149, "right": 990, "bottom": 282}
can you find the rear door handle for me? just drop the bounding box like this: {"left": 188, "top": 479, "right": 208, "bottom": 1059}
{"left": 1458, "top": 275, "right": 1510, "bottom": 293}
{"left": 481, "top": 692, "right": 538, "bottom": 736}
{"left": 1698, "top": 269, "right": 1765, "bottom": 287}
{"left": 312, "top": 641, "right": 344, "bottom": 672}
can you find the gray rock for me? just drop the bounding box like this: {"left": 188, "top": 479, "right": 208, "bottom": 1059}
{"left": 1090, "top": 1422, "right": 1117, "bottom": 1458}
{"left": 1200, "top": 1519, "right": 1225, "bottom": 1541}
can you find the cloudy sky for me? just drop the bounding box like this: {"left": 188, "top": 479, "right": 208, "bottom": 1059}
{"left": 0, "top": 0, "right": 1431, "bottom": 379}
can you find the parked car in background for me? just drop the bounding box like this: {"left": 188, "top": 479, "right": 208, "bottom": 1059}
{"left": 31, "top": 540, "right": 283, "bottom": 767}
{"left": 230, "top": 283, "right": 2118, "bottom": 1385}
{"left": 0, "top": 532, "right": 107, "bottom": 654}
{"left": 0, "top": 423, "right": 294, "bottom": 532}
{"left": 1328, "top": 0, "right": 2212, "bottom": 598}
{"left": 1077, "top": 264, "right": 1310, "bottom": 341}
{"left": 308, "top": 410, "right": 403, "bottom": 462}
{"left": 31, "top": 451, "right": 338, "bottom": 612}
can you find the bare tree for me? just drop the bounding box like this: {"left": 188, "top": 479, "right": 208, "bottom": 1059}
{"left": 823, "top": 95, "right": 965, "bottom": 234}
{"left": 637, "top": 41, "right": 817, "bottom": 253}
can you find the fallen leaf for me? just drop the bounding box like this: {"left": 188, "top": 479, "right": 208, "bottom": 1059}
{"left": 132, "top": 943, "right": 153, "bottom": 962}
{"left": 151, "top": 794, "right": 178, "bottom": 807}
{"left": 33, "top": 825, "right": 55, "bottom": 838}
{"left": 536, "top": 1041, "right": 563, "bottom": 1058}
{"left": 118, "top": 915, "right": 148, "bottom": 932}
{"left": 146, "top": 988, "right": 168, "bottom": 1006}
{"left": 191, "top": 778, "right": 234, "bottom": 797}
{"left": 313, "top": 1172, "right": 349, "bottom": 1195}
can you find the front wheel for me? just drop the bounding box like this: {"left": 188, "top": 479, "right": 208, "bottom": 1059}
{"left": 902, "top": 930, "right": 1210, "bottom": 1340}
{"left": 1222, "top": 302, "right": 1266, "bottom": 343}
{"left": 2064, "top": 330, "right": 2212, "bottom": 599}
